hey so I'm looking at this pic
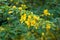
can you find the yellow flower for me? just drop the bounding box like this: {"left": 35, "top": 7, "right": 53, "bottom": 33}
{"left": 31, "top": 12, "right": 33, "bottom": 14}
{"left": 44, "top": 9, "right": 48, "bottom": 13}
{"left": 33, "top": 15, "right": 39, "bottom": 20}
{"left": 20, "top": 14, "right": 26, "bottom": 23}
{"left": 46, "top": 24, "right": 51, "bottom": 30}
{"left": 15, "top": 2, "right": 18, "bottom": 4}
{"left": 21, "top": 14, "right": 26, "bottom": 20}
{"left": 21, "top": 4, "right": 26, "bottom": 7}
{"left": 31, "top": 20, "right": 36, "bottom": 26}
{"left": 24, "top": 5, "right": 26, "bottom": 7}
{"left": 20, "top": 19, "right": 23, "bottom": 23}
{"left": 8, "top": 11, "right": 12, "bottom": 14}
{"left": 18, "top": 7, "right": 22, "bottom": 10}
{"left": 7, "top": 17, "right": 10, "bottom": 20}
{"left": 23, "top": 14, "right": 26, "bottom": 20}
{"left": 23, "top": 13, "right": 26, "bottom": 17}
{"left": 43, "top": 9, "right": 50, "bottom": 16}
{"left": 48, "top": 13, "right": 50, "bottom": 15}
{"left": 28, "top": 15, "right": 31, "bottom": 19}
{"left": 12, "top": 6, "right": 16, "bottom": 8}
{"left": 21, "top": 4, "right": 24, "bottom": 7}
{"left": 42, "top": 32, "right": 44, "bottom": 36}
{"left": 21, "top": 4, "right": 27, "bottom": 9}
{"left": 25, "top": 20, "right": 31, "bottom": 28}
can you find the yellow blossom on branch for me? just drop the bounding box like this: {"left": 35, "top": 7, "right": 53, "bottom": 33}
{"left": 43, "top": 9, "right": 50, "bottom": 16}
{"left": 46, "top": 24, "right": 51, "bottom": 30}
{"left": 21, "top": 4, "right": 27, "bottom": 7}
{"left": 42, "top": 32, "right": 44, "bottom": 36}
{"left": 20, "top": 14, "right": 26, "bottom": 23}
{"left": 8, "top": 11, "right": 12, "bottom": 14}
{"left": 31, "top": 12, "right": 33, "bottom": 14}
{"left": 21, "top": 14, "right": 26, "bottom": 20}
{"left": 12, "top": 6, "right": 16, "bottom": 9}
{"left": 18, "top": 7, "right": 22, "bottom": 10}
{"left": 44, "top": 9, "right": 48, "bottom": 13}
{"left": 33, "top": 15, "right": 39, "bottom": 20}
{"left": 31, "top": 20, "right": 36, "bottom": 26}
{"left": 24, "top": 5, "right": 26, "bottom": 7}
{"left": 28, "top": 15, "right": 31, "bottom": 19}
{"left": 25, "top": 20, "right": 31, "bottom": 28}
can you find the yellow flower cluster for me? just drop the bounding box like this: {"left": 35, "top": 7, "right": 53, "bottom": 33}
{"left": 43, "top": 9, "right": 50, "bottom": 16}
{"left": 20, "top": 13, "right": 40, "bottom": 29}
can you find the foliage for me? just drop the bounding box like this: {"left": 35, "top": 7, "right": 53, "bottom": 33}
{"left": 0, "top": 0, "right": 60, "bottom": 40}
